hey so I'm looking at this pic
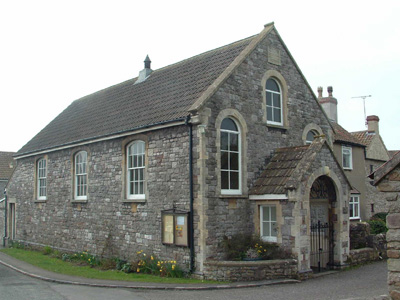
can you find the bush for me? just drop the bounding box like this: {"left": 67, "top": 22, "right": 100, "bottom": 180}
{"left": 220, "top": 233, "right": 253, "bottom": 260}
{"left": 368, "top": 219, "right": 388, "bottom": 234}
{"left": 42, "top": 246, "right": 53, "bottom": 255}
{"left": 371, "top": 213, "right": 388, "bottom": 223}
{"left": 220, "top": 233, "right": 292, "bottom": 261}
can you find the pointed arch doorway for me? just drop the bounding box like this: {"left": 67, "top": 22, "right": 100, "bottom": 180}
{"left": 309, "top": 176, "right": 336, "bottom": 272}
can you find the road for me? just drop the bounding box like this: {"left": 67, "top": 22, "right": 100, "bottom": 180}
{"left": 0, "top": 261, "right": 388, "bottom": 300}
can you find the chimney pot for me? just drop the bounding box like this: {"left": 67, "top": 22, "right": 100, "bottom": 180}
{"left": 367, "top": 115, "right": 380, "bottom": 134}
{"left": 318, "top": 86, "right": 323, "bottom": 98}
{"left": 327, "top": 86, "right": 333, "bottom": 97}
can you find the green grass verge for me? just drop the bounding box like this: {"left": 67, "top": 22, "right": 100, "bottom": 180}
{"left": 0, "top": 248, "right": 220, "bottom": 284}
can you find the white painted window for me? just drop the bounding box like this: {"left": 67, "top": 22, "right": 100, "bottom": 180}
{"left": 342, "top": 146, "right": 353, "bottom": 170}
{"left": 127, "top": 140, "right": 145, "bottom": 199}
{"left": 260, "top": 205, "right": 277, "bottom": 242}
{"left": 349, "top": 195, "right": 360, "bottom": 220}
{"left": 266, "top": 78, "right": 283, "bottom": 126}
{"left": 75, "top": 151, "right": 88, "bottom": 200}
{"left": 220, "top": 118, "right": 241, "bottom": 195}
{"left": 37, "top": 158, "right": 47, "bottom": 200}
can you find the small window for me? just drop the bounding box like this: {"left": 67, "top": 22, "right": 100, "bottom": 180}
{"left": 75, "top": 151, "right": 88, "bottom": 200}
{"left": 162, "top": 210, "right": 189, "bottom": 247}
{"left": 220, "top": 118, "right": 241, "bottom": 194}
{"left": 349, "top": 195, "right": 360, "bottom": 220}
{"left": 260, "top": 205, "right": 277, "bottom": 242}
{"left": 266, "top": 78, "right": 282, "bottom": 126}
{"left": 127, "top": 140, "right": 146, "bottom": 199}
{"left": 342, "top": 146, "right": 353, "bottom": 170}
{"left": 37, "top": 158, "right": 47, "bottom": 200}
{"left": 306, "top": 130, "right": 317, "bottom": 144}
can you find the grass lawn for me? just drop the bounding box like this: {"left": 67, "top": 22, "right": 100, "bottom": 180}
{"left": 0, "top": 248, "right": 220, "bottom": 284}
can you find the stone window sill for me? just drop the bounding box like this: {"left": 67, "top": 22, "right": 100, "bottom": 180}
{"left": 34, "top": 199, "right": 47, "bottom": 203}
{"left": 219, "top": 194, "right": 248, "bottom": 200}
{"left": 122, "top": 198, "right": 146, "bottom": 204}
{"left": 71, "top": 199, "right": 88, "bottom": 203}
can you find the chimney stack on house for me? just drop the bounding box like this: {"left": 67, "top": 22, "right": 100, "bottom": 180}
{"left": 135, "top": 55, "right": 153, "bottom": 84}
{"left": 367, "top": 115, "right": 380, "bottom": 134}
{"left": 318, "top": 86, "right": 338, "bottom": 123}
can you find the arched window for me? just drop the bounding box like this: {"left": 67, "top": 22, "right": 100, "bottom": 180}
{"left": 306, "top": 130, "right": 317, "bottom": 144}
{"left": 266, "top": 78, "right": 282, "bottom": 125}
{"left": 127, "top": 140, "right": 146, "bottom": 199}
{"left": 37, "top": 158, "right": 47, "bottom": 200}
{"left": 74, "top": 151, "right": 88, "bottom": 200}
{"left": 220, "top": 118, "right": 241, "bottom": 194}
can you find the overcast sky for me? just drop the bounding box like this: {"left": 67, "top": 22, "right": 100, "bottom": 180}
{"left": 1, "top": 0, "right": 399, "bottom": 152}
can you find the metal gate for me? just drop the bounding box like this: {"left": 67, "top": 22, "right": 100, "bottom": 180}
{"left": 310, "top": 221, "right": 334, "bottom": 272}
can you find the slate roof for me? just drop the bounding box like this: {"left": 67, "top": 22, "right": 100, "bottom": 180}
{"left": 16, "top": 34, "right": 257, "bottom": 157}
{"left": 332, "top": 123, "right": 364, "bottom": 146}
{"left": 250, "top": 144, "right": 311, "bottom": 195}
{"left": 0, "top": 152, "right": 15, "bottom": 180}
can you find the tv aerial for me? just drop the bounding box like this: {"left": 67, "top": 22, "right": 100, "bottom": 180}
{"left": 351, "top": 95, "right": 371, "bottom": 126}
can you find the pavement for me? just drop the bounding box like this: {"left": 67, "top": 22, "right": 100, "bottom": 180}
{"left": 0, "top": 250, "right": 301, "bottom": 290}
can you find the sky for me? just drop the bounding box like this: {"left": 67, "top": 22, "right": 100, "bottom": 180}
{"left": 1, "top": 0, "right": 399, "bottom": 152}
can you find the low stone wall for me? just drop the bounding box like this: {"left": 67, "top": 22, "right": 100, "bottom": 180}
{"left": 202, "top": 259, "right": 298, "bottom": 281}
{"left": 348, "top": 248, "right": 381, "bottom": 265}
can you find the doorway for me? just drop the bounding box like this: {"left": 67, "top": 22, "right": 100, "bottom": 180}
{"left": 309, "top": 176, "right": 336, "bottom": 271}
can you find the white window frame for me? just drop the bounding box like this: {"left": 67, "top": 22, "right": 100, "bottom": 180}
{"left": 342, "top": 146, "right": 353, "bottom": 170}
{"left": 74, "top": 151, "right": 88, "bottom": 200}
{"left": 260, "top": 205, "right": 277, "bottom": 243}
{"left": 220, "top": 118, "right": 241, "bottom": 195}
{"left": 266, "top": 78, "right": 283, "bottom": 126}
{"left": 349, "top": 195, "right": 360, "bottom": 220}
{"left": 127, "top": 140, "right": 146, "bottom": 200}
{"left": 37, "top": 158, "right": 47, "bottom": 200}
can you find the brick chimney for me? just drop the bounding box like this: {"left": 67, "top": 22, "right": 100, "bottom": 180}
{"left": 135, "top": 55, "right": 152, "bottom": 84}
{"left": 318, "top": 86, "right": 338, "bottom": 122}
{"left": 367, "top": 115, "right": 380, "bottom": 134}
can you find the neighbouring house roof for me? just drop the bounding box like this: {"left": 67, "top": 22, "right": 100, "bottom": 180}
{"left": 16, "top": 27, "right": 267, "bottom": 157}
{"left": 389, "top": 150, "right": 399, "bottom": 158}
{"left": 332, "top": 123, "right": 365, "bottom": 147}
{"left": 0, "top": 152, "right": 15, "bottom": 180}
{"left": 370, "top": 150, "right": 400, "bottom": 185}
{"left": 351, "top": 130, "right": 375, "bottom": 147}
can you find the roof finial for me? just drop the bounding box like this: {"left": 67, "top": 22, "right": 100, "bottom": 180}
{"left": 144, "top": 55, "right": 151, "bottom": 69}
{"left": 135, "top": 55, "right": 153, "bottom": 84}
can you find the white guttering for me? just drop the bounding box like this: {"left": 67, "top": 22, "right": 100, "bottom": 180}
{"left": 15, "top": 119, "right": 186, "bottom": 160}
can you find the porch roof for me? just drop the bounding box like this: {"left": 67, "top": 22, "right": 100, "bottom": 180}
{"left": 249, "top": 144, "right": 312, "bottom": 195}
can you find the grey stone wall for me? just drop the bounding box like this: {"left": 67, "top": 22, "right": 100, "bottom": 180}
{"left": 198, "top": 28, "right": 335, "bottom": 264}
{"left": 365, "top": 159, "right": 390, "bottom": 220}
{"left": 7, "top": 125, "right": 194, "bottom": 266}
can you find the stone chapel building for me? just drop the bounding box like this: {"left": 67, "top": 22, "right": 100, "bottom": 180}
{"left": 6, "top": 23, "right": 351, "bottom": 278}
